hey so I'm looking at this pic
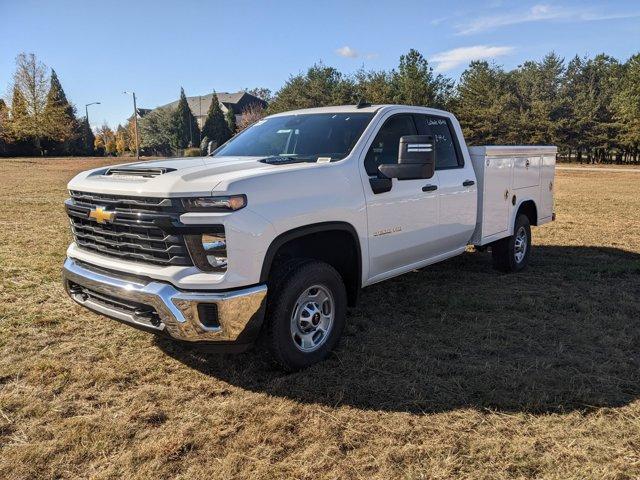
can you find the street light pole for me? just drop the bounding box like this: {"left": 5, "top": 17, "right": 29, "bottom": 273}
{"left": 84, "top": 101, "right": 101, "bottom": 126}
{"left": 123, "top": 91, "right": 140, "bottom": 159}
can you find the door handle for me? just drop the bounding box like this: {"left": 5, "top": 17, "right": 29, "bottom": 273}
{"left": 422, "top": 184, "right": 438, "bottom": 192}
{"left": 463, "top": 180, "right": 475, "bottom": 187}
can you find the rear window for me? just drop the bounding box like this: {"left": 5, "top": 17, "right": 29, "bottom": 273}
{"left": 415, "top": 115, "right": 462, "bottom": 169}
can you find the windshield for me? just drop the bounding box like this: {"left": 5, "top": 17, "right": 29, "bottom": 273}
{"left": 213, "top": 112, "right": 374, "bottom": 161}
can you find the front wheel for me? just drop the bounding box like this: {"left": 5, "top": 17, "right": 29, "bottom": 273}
{"left": 264, "top": 259, "right": 346, "bottom": 371}
{"left": 491, "top": 214, "right": 531, "bottom": 273}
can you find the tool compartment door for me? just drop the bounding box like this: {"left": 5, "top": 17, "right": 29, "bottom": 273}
{"left": 513, "top": 155, "right": 541, "bottom": 189}
{"left": 482, "top": 156, "right": 513, "bottom": 237}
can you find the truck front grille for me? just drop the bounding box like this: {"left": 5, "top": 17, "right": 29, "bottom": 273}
{"left": 65, "top": 191, "right": 192, "bottom": 267}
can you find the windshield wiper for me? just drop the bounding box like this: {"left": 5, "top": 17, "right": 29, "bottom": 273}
{"left": 260, "top": 155, "right": 317, "bottom": 165}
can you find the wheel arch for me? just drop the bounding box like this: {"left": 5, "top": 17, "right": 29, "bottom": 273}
{"left": 514, "top": 198, "right": 538, "bottom": 228}
{"left": 260, "top": 222, "right": 362, "bottom": 307}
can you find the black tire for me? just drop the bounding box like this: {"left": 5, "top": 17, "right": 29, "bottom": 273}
{"left": 263, "top": 259, "right": 347, "bottom": 371}
{"left": 491, "top": 214, "right": 531, "bottom": 273}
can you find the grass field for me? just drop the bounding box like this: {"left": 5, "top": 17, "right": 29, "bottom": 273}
{"left": 1, "top": 157, "right": 639, "bottom": 479}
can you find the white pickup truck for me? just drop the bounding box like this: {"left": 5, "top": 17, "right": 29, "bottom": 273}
{"left": 63, "top": 104, "right": 556, "bottom": 370}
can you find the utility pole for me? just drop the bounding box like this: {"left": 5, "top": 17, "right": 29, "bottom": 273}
{"left": 199, "top": 96, "right": 202, "bottom": 144}
{"left": 123, "top": 91, "right": 140, "bottom": 159}
{"left": 189, "top": 99, "right": 193, "bottom": 147}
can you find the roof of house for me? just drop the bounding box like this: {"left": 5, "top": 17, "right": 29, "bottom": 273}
{"left": 157, "top": 91, "right": 267, "bottom": 116}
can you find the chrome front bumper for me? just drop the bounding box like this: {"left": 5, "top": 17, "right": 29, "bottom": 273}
{"left": 62, "top": 257, "right": 267, "bottom": 344}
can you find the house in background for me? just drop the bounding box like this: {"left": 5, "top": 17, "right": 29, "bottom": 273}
{"left": 150, "top": 91, "right": 268, "bottom": 128}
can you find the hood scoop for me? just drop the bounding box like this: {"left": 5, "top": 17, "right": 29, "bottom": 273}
{"left": 104, "top": 167, "right": 176, "bottom": 178}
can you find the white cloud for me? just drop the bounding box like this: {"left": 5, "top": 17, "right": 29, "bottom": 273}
{"left": 456, "top": 3, "right": 640, "bottom": 35}
{"left": 336, "top": 46, "right": 359, "bottom": 58}
{"left": 431, "top": 45, "right": 514, "bottom": 72}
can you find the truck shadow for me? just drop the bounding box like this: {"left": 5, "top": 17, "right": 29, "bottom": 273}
{"left": 156, "top": 245, "right": 640, "bottom": 414}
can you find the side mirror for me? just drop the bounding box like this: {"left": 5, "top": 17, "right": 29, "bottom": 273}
{"left": 378, "top": 135, "right": 435, "bottom": 180}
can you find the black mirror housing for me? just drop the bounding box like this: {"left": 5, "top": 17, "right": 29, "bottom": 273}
{"left": 378, "top": 135, "right": 435, "bottom": 180}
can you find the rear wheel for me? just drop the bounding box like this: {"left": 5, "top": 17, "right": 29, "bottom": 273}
{"left": 264, "top": 259, "right": 346, "bottom": 371}
{"left": 492, "top": 214, "right": 531, "bottom": 273}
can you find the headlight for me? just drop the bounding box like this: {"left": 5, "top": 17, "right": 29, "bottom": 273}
{"left": 182, "top": 195, "right": 246, "bottom": 212}
{"left": 184, "top": 229, "right": 227, "bottom": 272}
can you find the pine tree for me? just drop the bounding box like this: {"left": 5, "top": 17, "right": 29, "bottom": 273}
{"left": 172, "top": 87, "right": 200, "bottom": 149}
{"left": 613, "top": 54, "right": 640, "bottom": 162}
{"left": 268, "top": 64, "right": 355, "bottom": 114}
{"left": 225, "top": 107, "right": 237, "bottom": 135}
{"left": 0, "top": 99, "right": 9, "bottom": 156}
{"left": 79, "top": 117, "right": 95, "bottom": 156}
{"left": 392, "top": 49, "right": 453, "bottom": 108}
{"left": 43, "top": 69, "right": 77, "bottom": 154}
{"left": 455, "top": 61, "right": 516, "bottom": 145}
{"left": 8, "top": 84, "right": 35, "bottom": 155}
{"left": 201, "top": 91, "right": 231, "bottom": 147}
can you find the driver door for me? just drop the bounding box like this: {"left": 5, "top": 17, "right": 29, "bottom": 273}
{"left": 362, "top": 113, "right": 441, "bottom": 282}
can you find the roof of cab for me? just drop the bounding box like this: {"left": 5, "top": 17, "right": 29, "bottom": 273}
{"left": 267, "top": 104, "right": 451, "bottom": 117}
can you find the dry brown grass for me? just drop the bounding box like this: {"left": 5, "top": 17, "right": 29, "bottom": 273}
{"left": 1, "top": 157, "right": 639, "bottom": 479}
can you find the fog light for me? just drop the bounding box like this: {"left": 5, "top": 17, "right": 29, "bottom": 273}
{"left": 202, "top": 233, "right": 227, "bottom": 269}
{"left": 184, "top": 228, "right": 228, "bottom": 272}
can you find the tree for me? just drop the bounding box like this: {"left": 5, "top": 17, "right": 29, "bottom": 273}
{"left": 562, "top": 54, "right": 621, "bottom": 162}
{"left": 201, "top": 91, "right": 231, "bottom": 147}
{"left": 507, "top": 53, "right": 566, "bottom": 146}
{"left": 115, "top": 124, "right": 130, "bottom": 156}
{"left": 139, "top": 106, "right": 176, "bottom": 156}
{"left": 455, "top": 61, "right": 517, "bottom": 145}
{"left": 268, "top": 64, "right": 356, "bottom": 113}
{"left": 392, "top": 49, "right": 453, "bottom": 108}
{"left": 613, "top": 54, "right": 640, "bottom": 162}
{"left": 237, "top": 103, "right": 266, "bottom": 131}
{"left": 9, "top": 53, "right": 71, "bottom": 154}
{"left": 95, "top": 124, "right": 116, "bottom": 156}
{"left": 225, "top": 106, "right": 237, "bottom": 134}
{"left": 0, "top": 99, "right": 9, "bottom": 156}
{"left": 127, "top": 117, "right": 138, "bottom": 153}
{"left": 78, "top": 117, "right": 95, "bottom": 156}
{"left": 173, "top": 87, "right": 200, "bottom": 149}
{"left": 354, "top": 69, "right": 396, "bottom": 104}
{"left": 43, "top": 69, "right": 77, "bottom": 154}
{"left": 245, "top": 87, "right": 273, "bottom": 103}
{"left": 7, "top": 84, "right": 35, "bottom": 156}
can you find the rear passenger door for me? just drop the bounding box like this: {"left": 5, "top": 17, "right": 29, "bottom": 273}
{"left": 415, "top": 114, "right": 477, "bottom": 253}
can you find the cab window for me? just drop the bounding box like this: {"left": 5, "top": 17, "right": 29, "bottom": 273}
{"left": 364, "top": 114, "right": 417, "bottom": 176}
{"left": 415, "top": 115, "right": 462, "bottom": 169}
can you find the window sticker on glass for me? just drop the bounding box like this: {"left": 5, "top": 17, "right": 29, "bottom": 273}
{"left": 427, "top": 118, "right": 447, "bottom": 126}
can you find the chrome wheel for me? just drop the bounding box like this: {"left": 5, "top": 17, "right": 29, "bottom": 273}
{"left": 514, "top": 226, "right": 528, "bottom": 263}
{"left": 290, "top": 284, "right": 334, "bottom": 352}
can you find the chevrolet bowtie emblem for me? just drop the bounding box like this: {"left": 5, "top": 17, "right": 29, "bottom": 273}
{"left": 88, "top": 206, "right": 116, "bottom": 224}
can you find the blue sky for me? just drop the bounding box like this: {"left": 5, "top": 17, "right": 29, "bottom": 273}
{"left": 1, "top": 0, "right": 639, "bottom": 128}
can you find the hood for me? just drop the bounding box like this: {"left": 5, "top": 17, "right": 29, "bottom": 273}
{"left": 67, "top": 155, "right": 328, "bottom": 197}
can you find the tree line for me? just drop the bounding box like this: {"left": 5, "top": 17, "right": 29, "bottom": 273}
{"left": 267, "top": 49, "right": 640, "bottom": 164}
{"left": 0, "top": 53, "right": 95, "bottom": 157}
{"left": 0, "top": 53, "right": 265, "bottom": 158}
{"left": 2, "top": 49, "right": 639, "bottom": 163}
